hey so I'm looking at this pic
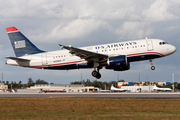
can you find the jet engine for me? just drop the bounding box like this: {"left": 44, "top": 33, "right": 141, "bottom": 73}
{"left": 105, "top": 55, "right": 130, "bottom": 71}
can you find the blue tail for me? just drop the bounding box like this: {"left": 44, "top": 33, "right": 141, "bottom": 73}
{"left": 6, "top": 27, "right": 44, "bottom": 57}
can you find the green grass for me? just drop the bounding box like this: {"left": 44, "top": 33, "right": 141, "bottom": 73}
{"left": 0, "top": 97, "right": 180, "bottom": 120}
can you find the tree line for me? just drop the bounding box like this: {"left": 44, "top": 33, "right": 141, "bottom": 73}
{"left": 70, "top": 79, "right": 122, "bottom": 90}
{"left": 3, "top": 77, "right": 180, "bottom": 91}
{"left": 3, "top": 78, "right": 49, "bottom": 90}
{"left": 71, "top": 79, "right": 180, "bottom": 91}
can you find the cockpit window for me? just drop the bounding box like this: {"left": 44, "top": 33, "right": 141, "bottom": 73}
{"left": 159, "top": 42, "right": 168, "bottom": 45}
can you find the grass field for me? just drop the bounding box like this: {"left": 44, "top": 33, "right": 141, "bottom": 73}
{"left": 0, "top": 97, "right": 180, "bottom": 120}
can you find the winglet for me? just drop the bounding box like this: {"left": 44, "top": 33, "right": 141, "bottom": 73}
{"left": 59, "top": 44, "right": 64, "bottom": 50}
{"left": 6, "top": 27, "right": 19, "bottom": 33}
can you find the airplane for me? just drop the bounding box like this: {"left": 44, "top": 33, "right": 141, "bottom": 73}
{"left": 153, "top": 85, "right": 172, "bottom": 91}
{"left": 110, "top": 84, "right": 130, "bottom": 92}
{"left": 5, "top": 27, "right": 176, "bottom": 79}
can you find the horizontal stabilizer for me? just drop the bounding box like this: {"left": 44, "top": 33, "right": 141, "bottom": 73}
{"left": 5, "top": 57, "right": 30, "bottom": 62}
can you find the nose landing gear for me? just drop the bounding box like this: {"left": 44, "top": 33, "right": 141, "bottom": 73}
{"left": 149, "top": 59, "right": 155, "bottom": 70}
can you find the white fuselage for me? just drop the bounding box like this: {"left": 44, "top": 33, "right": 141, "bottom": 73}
{"left": 6, "top": 39, "right": 176, "bottom": 70}
{"left": 154, "top": 85, "right": 172, "bottom": 91}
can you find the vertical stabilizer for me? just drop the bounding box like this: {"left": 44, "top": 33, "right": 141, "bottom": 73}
{"left": 6, "top": 27, "right": 44, "bottom": 57}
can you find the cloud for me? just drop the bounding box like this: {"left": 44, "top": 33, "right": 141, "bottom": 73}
{"left": 0, "top": 0, "right": 180, "bottom": 83}
{"left": 142, "top": 0, "right": 179, "bottom": 22}
{"left": 115, "top": 21, "right": 153, "bottom": 40}
{"left": 49, "top": 19, "right": 104, "bottom": 40}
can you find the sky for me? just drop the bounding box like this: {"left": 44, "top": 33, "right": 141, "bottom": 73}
{"left": 0, "top": 0, "right": 180, "bottom": 84}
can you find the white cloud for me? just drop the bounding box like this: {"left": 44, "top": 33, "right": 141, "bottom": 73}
{"left": 0, "top": 0, "right": 180, "bottom": 83}
{"left": 142, "top": 0, "right": 179, "bottom": 22}
{"left": 165, "top": 26, "right": 178, "bottom": 31}
{"left": 115, "top": 21, "right": 153, "bottom": 40}
{"left": 45, "top": 19, "right": 108, "bottom": 41}
{"left": 1, "top": 0, "right": 179, "bottom": 42}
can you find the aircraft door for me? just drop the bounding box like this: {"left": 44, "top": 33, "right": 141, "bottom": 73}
{"left": 147, "top": 40, "right": 154, "bottom": 51}
{"left": 41, "top": 54, "right": 48, "bottom": 65}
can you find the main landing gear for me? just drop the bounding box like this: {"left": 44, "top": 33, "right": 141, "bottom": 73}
{"left": 149, "top": 59, "right": 155, "bottom": 70}
{"left": 92, "top": 62, "right": 102, "bottom": 79}
{"left": 92, "top": 70, "right": 101, "bottom": 79}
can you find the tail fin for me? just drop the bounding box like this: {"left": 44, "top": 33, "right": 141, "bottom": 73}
{"left": 6, "top": 27, "right": 44, "bottom": 57}
{"left": 111, "top": 84, "right": 115, "bottom": 90}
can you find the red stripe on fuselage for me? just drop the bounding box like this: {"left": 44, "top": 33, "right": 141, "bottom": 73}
{"left": 6, "top": 27, "right": 19, "bottom": 33}
{"left": 30, "top": 60, "right": 86, "bottom": 68}
{"left": 30, "top": 52, "right": 163, "bottom": 68}
{"left": 127, "top": 52, "right": 164, "bottom": 57}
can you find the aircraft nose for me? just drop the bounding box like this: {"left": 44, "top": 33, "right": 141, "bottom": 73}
{"left": 171, "top": 45, "right": 176, "bottom": 53}
{"left": 164, "top": 44, "right": 176, "bottom": 56}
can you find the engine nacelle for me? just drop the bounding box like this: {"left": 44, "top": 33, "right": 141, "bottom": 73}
{"left": 107, "top": 55, "right": 127, "bottom": 67}
{"left": 106, "top": 55, "right": 130, "bottom": 71}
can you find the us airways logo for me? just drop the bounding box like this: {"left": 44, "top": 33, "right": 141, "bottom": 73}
{"left": 95, "top": 41, "right": 137, "bottom": 49}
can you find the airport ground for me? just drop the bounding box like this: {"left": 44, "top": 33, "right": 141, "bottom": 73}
{"left": 1, "top": 92, "right": 180, "bottom": 98}
{"left": 0, "top": 97, "right": 180, "bottom": 120}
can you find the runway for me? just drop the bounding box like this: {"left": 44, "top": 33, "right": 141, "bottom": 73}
{"left": 0, "top": 92, "right": 180, "bottom": 98}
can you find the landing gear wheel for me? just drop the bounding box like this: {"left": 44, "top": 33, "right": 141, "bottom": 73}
{"left": 96, "top": 72, "right": 101, "bottom": 79}
{"left": 92, "top": 70, "right": 101, "bottom": 79}
{"left": 92, "top": 71, "right": 98, "bottom": 77}
{"left": 151, "top": 66, "right": 155, "bottom": 70}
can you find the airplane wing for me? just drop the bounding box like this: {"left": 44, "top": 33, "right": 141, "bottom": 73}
{"left": 60, "top": 44, "right": 108, "bottom": 62}
{"left": 5, "top": 57, "right": 30, "bottom": 62}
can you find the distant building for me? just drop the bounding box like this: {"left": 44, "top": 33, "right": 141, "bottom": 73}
{"left": 118, "top": 82, "right": 129, "bottom": 87}
{"left": 157, "top": 82, "right": 166, "bottom": 86}
{"left": 121, "top": 86, "right": 154, "bottom": 92}
{"left": 118, "top": 82, "right": 171, "bottom": 87}
{"left": 121, "top": 85, "right": 172, "bottom": 92}
{"left": 0, "top": 82, "right": 4, "bottom": 86}
{"left": 166, "top": 82, "right": 171, "bottom": 85}
{"left": 0, "top": 82, "right": 8, "bottom": 92}
{"left": 28, "top": 84, "right": 99, "bottom": 93}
